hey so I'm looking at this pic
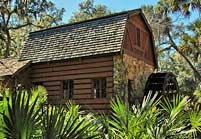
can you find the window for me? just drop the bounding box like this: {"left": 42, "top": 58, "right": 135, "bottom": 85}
{"left": 129, "top": 23, "right": 141, "bottom": 47}
{"left": 93, "top": 78, "right": 107, "bottom": 98}
{"left": 63, "top": 80, "right": 74, "bottom": 99}
{"left": 133, "top": 27, "right": 141, "bottom": 47}
{"left": 136, "top": 28, "right": 140, "bottom": 47}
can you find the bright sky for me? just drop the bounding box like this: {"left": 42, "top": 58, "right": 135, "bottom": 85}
{"left": 52, "top": 0, "right": 158, "bottom": 23}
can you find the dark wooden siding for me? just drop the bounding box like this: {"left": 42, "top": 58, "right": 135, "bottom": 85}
{"left": 30, "top": 55, "right": 114, "bottom": 113}
{"left": 1, "top": 68, "right": 31, "bottom": 91}
{"left": 123, "top": 14, "right": 155, "bottom": 67}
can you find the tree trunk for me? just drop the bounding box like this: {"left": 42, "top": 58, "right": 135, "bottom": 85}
{"left": 4, "top": 30, "right": 11, "bottom": 58}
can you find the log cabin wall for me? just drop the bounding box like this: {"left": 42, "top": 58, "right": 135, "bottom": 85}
{"left": 30, "top": 55, "right": 114, "bottom": 113}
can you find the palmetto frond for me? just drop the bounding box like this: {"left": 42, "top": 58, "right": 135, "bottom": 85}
{"left": 42, "top": 102, "right": 100, "bottom": 139}
{"left": 109, "top": 92, "right": 159, "bottom": 139}
{"left": 1, "top": 90, "right": 42, "bottom": 139}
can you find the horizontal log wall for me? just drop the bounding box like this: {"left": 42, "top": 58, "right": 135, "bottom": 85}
{"left": 30, "top": 55, "right": 114, "bottom": 113}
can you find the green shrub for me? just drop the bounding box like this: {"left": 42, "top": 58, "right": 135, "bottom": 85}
{"left": 0, "top": 87, "right": 100, "bottom": 139}
{"left": 1, "top": 86, "right": 201, "bottom": 139}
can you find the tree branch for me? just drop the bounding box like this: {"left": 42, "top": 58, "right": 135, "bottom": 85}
{"left": 159, "top": 41, "right": 170, "bottom": 46}
{"left": 158, "top": 45, "right": 172, "bottom": 53}
{"left": 8, "top": 22, "right": 43, "bottom": 30}
{"left": 167, "top": 31, "right": 201, "bottom": 82}
{"left": 5, "top": 9, "right": 15, "bottom": 27}
{"left": 45, "top": 14, "right": 59, "bottom": 26}
{"left": 8, "top": 23, "right": 32, "bottom": 30}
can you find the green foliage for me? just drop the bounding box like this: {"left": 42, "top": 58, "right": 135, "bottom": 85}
{"left": 0, "top": 0, "right": 64, "bottom": 58}
{"left": 156, "top": 0, "right": 201, "bottom": 17}
{"left": 142, "top": 2, "right": 201, "bottom": 93}
{"left": 157, "top": 95, "right": 190, "bottom": 138}
{"left": 31, "top": 86, "right": 47, "bottom": 107}
{"left": 1, "top": 90, "right": 42, "bottom": 139}
{"left": 42, "top": 103, "right": 100, "bottom": 139}
{"left": 194, "top": 90, "right": 201, "bottom": 103}
{"left": 69, "top": 0, "right": 111, "bottom": 23}
{"left": 97, "top": 93, "right": 201, "bottom": 139}
{"left": 159, "top": 56, "right": 198, "bottom": 93}
{"left": 1, "top": 87, "right": 201, "bottom": 138}
{"left": 189, "top": 108, "right": 201, "bottom": 137}
{"left": 0, "top": 87, "right": 100, "bottom": 139}
{"left": 105, "top": 93, "right": 159, "bottom": 139}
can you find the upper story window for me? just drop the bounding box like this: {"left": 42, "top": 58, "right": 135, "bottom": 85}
{"left": 133, "top": 26, "right": 140, "bottom": 47}
{"left": 129, "top": 23, "right": 141, "bottom": 48}
{"left": 92, "top": 78, "right": 107, "bottom": 98}
{"left": 136, "top": 28, "right": 140, "bottom": 47}
{"left": 63, "top": 80, "right": 74, "bottom": 99}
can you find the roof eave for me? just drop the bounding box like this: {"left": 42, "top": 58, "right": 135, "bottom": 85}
{"left": 11, "top": 60, "right": 31, "bottom": 77}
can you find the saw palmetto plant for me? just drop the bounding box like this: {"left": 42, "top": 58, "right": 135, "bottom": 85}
{"left": 42, "top": 103, "right": 100, "bottom": 139}
{"left": 98, "top": 93, "right": 201, "bottom": 139}
{"left": 104, "top": 92, "right": 159, "bottom": 139}
{"left": 1, "top": 87, "right": 201, "bottom": 139}
{"left": 1, "top": 89, "right": 42, "bottom": 139}
{"left": 0, "top": 87, "right": 100, "bottom": 139}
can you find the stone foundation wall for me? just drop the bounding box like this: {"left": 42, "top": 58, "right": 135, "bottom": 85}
{"left": 113, "top": 54, "right": 154, "bottom": 103}
{"left": 113, "top": 55, "right": 128, "bottom": 99}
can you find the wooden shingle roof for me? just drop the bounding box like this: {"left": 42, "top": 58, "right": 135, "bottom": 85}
{"left": 0, "top": 58, "right": 30, "bottom": 77}
{"left": 19, "top": 9, "right": 143, "bottom": 63}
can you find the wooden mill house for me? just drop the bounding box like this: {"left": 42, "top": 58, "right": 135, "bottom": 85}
{"left": 1, "top": 9, "right": 157, "bottom": 113}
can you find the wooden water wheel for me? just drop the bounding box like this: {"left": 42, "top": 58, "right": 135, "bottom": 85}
{"left": 144, "top": 72, "right": 179, "bottom": 98}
